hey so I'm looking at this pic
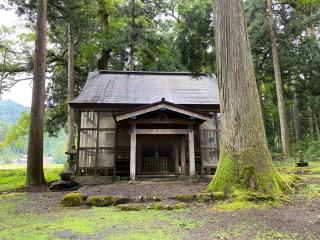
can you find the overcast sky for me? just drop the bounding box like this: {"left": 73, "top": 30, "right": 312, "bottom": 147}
{"left": 1, "top": 0, "right": 32, "bottom": 107}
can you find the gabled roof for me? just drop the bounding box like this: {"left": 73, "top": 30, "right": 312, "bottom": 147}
{"left": 70, "top": 71, "right": 219, "bottom": 107}
{"left": 115, "top": 99, "right": 211, "bottom": 122}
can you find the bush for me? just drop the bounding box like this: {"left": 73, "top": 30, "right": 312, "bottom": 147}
{"left": 60, "top": 192, "right": 85, "bottom": 207}
{"left": 292, "top": 138, "right": 320, "bottom": 162}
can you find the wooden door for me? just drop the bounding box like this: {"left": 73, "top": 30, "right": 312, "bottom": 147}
{"left": 137, "top": 135, "right": 174, "bottom": 175}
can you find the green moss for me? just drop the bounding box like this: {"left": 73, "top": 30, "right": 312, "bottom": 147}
{"left": 169, "top": 194, "right": 195, "bottom": 202}
{"left": 284, "top": 175, "right": 302, "bottom": 188}
{"left": 0, "top": 193, "right": 202, "bottom": 240}
{"left": 147, "top": 202, "right": 166, "bottom": 210}
{"left": 208, "top": 150, "right": 291, "bottom": 198}
{"left": 196, "top": 193, "right": 213, "bottom": 203}
{"left": 213, "top": 192, "right": 225, "bottom": 200}
{"left": 108, "top": 229, "right": 179, "bottom": 240}
{"left": 60, "top": 192, "right": 85, "bottom": 207}
{"left": 116, "top": 204, "right": 145, "bottom": 211}
{"left": 166, "top": 202, "right": 189, "bottom": 210}
{"left": 208, "top": 152, "right": 236, "bottom": 192}
{"left": 86, "top": 195, "right": 116, "bottom": 207}
{"left": 147, "top": 202, "right": 189, "bottom": 211}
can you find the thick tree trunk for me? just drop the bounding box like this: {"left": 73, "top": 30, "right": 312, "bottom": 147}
{"left": 267, "top": 0, "right": 291, "bottom": 156}
{"left": 209, "top": 0, "right": 288, "bottom": 196}
{"left": 291, "top": 79, "right": 302, "bottom": 142}
{"left": 26, "top": 0, "right": 47, "bottom": 185}
{"left": 98, "top": 48, "right": 111, "bottom": 70}
{"left": 67, "top": 22, "right": 75, "bottom": 151}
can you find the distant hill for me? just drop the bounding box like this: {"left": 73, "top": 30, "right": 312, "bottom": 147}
{"left": 0, "top": 100, "right": 30, "bottom": 125}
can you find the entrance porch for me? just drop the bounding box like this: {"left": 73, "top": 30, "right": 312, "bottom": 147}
{"left": 115, "top": 99, "right": 210, "bottom": 181}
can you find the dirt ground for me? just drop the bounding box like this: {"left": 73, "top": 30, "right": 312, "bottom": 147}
{"left": 78, "top": 180, "right": 209, "bottom": 199}
{"left": 1, "top": 162, "right": 320, "bottom": 240}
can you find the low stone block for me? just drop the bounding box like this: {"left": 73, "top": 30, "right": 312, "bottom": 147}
{"left": 60, "top": 192, "right": 85, "bottom": 207}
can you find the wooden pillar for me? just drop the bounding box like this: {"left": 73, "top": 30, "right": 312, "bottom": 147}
{"left": 188, "top": 124, "right": 195, "bottom": 177}
{"left": 180, "top": 136, "right": 186, "bottom": 175}
{"left": 130, "top": 120, "right": 136, "bottom": 181}
{"left": 174, "top": 136, "right": 179, "bottom": 173}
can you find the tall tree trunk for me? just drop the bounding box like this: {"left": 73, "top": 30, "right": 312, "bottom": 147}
{"left": 67, "top": 22, "right": 75, "bottom": 151}
{"left": 98, "top": 48, "right": 111, "bottom": 70}
{"left": 129, "top": 0, "right": 136, "bottom": 71}
{"left": 313, "top": 111, "right": 320, "bottom": 141}
{"left": 209, "top": 0, "right": 288, "bottom": 195}
{"left": 97, "top": 0, "right": 111, "bottom": 70}
{"left": 308, "top": 104, "right": 315, "bottom": 138}
{"left": 26, "top": 0, "right": 47, "bottom": 185}
{"left": 0, "top": 47, "right": 8, "bottom": 98}
{"left": 267, "top": 0, "right": 291, "bottom": 156}
{"left": 291, "top": 79, "right": 302, "bottom": 142}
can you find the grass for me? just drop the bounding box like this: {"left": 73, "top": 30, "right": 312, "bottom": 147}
{"left": 0, "top": 193, "right": 202, "bottom": 240}
{"left": 0, "top": 161, "right": 319, "bottom": 239}
{"left": 0, "top": 164, "right": 64, "bottom": 192}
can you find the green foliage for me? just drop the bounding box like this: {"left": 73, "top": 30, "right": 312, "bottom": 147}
{"left": 176, "top": 0, "right": 215, "bottom": 75}
{"left": 0, "top": 107, "right": 67, "bottom": 164}
{"left": 60, "top": 192, "right": 86, "bottom": 207}
{"left": 0, "top": 112, "right": 29, "bottom": 149}
{"left": 292, "top": 138, "right": 320, "bottom": 162}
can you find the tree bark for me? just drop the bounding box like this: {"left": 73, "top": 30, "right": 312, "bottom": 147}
{"left": 267, "top": 0, "right": 291, "bottom": 156}
{"left": 308, "top": 104, "right": 315, "bottom": 139}
{"left": 291, "top": 79, "right": 302, "bottom": 142}
{"left": 129, "top": 0, "right": 136, "bottom": 71}
{"left": 209, "top": 0, "right": 289, "bottom": 195}
{"left": 313, "top": 111, "right": 320, "bottom": 141}
{"left": 67, "top": 22, "right": 75, "bottom": 151}
{"left": 26, "top": 0, "right": 47, "bottom": 185}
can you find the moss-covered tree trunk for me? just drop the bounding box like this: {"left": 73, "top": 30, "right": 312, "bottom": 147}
{"left": 209, "top": 0, "right": 289, "bottom": 196}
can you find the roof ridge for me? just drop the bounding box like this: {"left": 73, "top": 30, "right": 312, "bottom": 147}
{"left": 98, "top": 70, "right": 210, "bottom": 76}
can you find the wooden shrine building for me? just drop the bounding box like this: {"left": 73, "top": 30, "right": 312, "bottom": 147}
{"left": 69, "top": 71, "right": 220, "bottom": 180}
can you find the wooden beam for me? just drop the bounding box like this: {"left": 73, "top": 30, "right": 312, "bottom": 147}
{"left": 136, "top": 129, "right": 188, "bottom": 135}
{"left": 130, "top": 121, "right": 136, "bottom": 181}
{"left": 188, "top": 124, "right": 195, "bottom": 177}
{"left": 116, "top": 103, "right": 210, "bottom": 122}
{"left": 174, "top": 136, "right": 179, "bottom": 173}
{"left": 136, "top": 118, "right": 196, "bottom": 124}
{"left": 180, "top": 136, "right": 186, "bottom": 175}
